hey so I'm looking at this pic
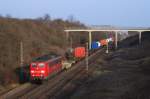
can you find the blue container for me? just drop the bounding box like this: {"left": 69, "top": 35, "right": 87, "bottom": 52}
{"left": 91, "top": 41, "right": 101, "bottom": 49}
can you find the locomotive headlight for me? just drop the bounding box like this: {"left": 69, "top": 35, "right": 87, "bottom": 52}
{"left": 41, "top": 70, "right": 45, "bottom": 73}
{"left": 31, "top": 70, "right": 35, "bottom": 73}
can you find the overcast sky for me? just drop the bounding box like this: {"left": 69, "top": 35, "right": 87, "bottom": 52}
{"left": 0, "top": 0, "right": 150, "bottom": 27}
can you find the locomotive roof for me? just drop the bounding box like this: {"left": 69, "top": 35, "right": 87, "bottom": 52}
{"left": 32, "top": 53, "right": 61, "bottom": 62}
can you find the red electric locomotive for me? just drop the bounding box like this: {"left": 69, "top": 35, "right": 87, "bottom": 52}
{"left": 30, "top": 53, "right": 62, "bottom": 81}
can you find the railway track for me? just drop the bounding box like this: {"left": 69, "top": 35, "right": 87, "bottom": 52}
{"left": 21, "top": 62, "right": 85, "bottom": 99}
{"left": 46, "top": 50, "right": 104, "bottom": 99}
{"left": 42, "top": 63, "right": 98, "bottom": 99}
{"left": 0, "top": 48, "right": 105, "bottom": 99}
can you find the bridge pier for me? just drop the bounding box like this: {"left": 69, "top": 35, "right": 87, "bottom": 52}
{"left": 115, "top": 31, "right": 118, "bottom": 49}
{"left": 139, "top": 31, "right": 142, "bottom": 44}
{"left": 88, "top": 31, "right": 92, "bottom": 50}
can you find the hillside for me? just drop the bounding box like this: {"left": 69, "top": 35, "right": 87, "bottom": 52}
{"left": 0, "top": 17, "right": 85, "bottom": 87}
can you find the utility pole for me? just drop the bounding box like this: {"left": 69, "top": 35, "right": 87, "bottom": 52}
{"left": 106, "top": 32, "right": 109, "bottom": 53}
{"left": 66, "top": 31, "right": 69, "bottom": 40}
{"left": 70, "top": 37, "right": 73, "bottom": 48}
{"left": 20, "top": 41, "right": 24, "bottom": 82}
{"left": 86, "top": 42, "right": 89, "bottom": 74}
{"left": 20, "top": 41, "right": 24, "bottom": 67}
{"left": 66, "top": 31, "right": 69, "bottom": 47}
{"left": 106, "top": 42, "right": 109, "bottom": 53}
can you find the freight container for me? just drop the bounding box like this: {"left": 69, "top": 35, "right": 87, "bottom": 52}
{"left": 91, "top": 41, "right": 101, "bottom": 49}
{"left": 74, "top": 47, "right": 86, "bottom": 58}
{"left": 100, "top": 39, "right": 107, "bottom": 46}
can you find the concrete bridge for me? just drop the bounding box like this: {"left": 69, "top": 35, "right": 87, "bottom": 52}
{"left": 64, "top": 28, "right": 150, "bottom": 49}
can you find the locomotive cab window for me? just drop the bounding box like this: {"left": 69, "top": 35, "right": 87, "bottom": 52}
{"left": 38, "top": 63, "right": 45, "bottom": 67}
{"left": 32, "top": 63, "right": 36, "bottom": 67}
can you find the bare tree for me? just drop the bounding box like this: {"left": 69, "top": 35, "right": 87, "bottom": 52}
{"left": 43, "top": 14, "right": 51, "bottom": 22}
{"left": 36, "top": 14, "right": 51, "bottom": 23}
{"left": 0, "top": 14, "right": 3, "bottom": 18}
{"left": 6, "top": 14, "right": 12, "bottom": 18}
{"left": 67, "top": 15, "right": 75, "bottom": 22}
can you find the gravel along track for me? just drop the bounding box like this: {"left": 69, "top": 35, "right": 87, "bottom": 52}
{"left": 0, "top": 83, "right": 37, "bottom": 99}
{"left": 0, "top": 48, "right": 105, "bottom": 99}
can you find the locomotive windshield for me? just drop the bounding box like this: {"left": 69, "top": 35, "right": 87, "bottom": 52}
{"left": 31, "top": 63, "right": 36, "bottom": 67}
